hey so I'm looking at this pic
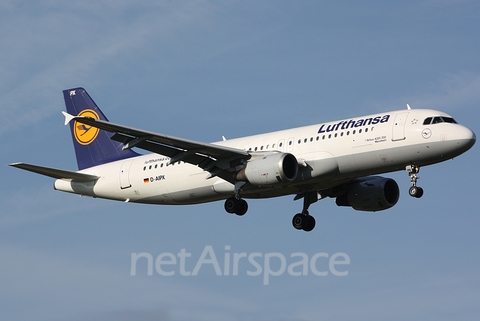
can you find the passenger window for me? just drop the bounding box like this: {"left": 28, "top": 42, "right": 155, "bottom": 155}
{"left": 423, "top": 117, "right": 432, "bottom": 125}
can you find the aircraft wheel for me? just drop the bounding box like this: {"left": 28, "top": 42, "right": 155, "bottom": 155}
{"left": 409, "top": 186, "right": 424, "bottom": 198}
{"left": 235, "top": 199, "right": 248, "bottom": 216}
{"left": 408, "top": 186, "right": 417, "bottom": 197}
{"left": 414, "top": 187, "right": 424, "bottom": 198}
{"left": 292, "top": 213, "right": 305, "bottom": 230}
{"left": 302, "top": 215, "right": 316, "bottom": 232}
{"left": 224, "top": 197, "right": 237, "bottom": 214}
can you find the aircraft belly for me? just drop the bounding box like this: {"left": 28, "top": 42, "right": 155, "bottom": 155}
{"left": 334, "top": 139, "right": 466, "bottom": 178}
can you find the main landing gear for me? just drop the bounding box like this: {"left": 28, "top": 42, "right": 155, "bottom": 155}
{"left": 224, "top": 181, "right": 248, "bottom": 216}
{"left": 292, "top": 191, "right": 318, "bottom": 232}
{"left": 224, "top": 197, "right": 248, "bottom": 216}
{"left": 406, "top": 165, "right": 424, "bottom": 198}
{"left": 223, "top": 183, "right": 318, "bottom": 232}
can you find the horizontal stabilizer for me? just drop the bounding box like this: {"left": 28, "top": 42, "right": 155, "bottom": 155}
{"left": 9, "top": 163, "right": 100, "bottom": 181}
{"left": 62, "top": 111, "right": 75, "bottom": 125}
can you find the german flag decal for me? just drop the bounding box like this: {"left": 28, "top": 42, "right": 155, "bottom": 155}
{"left": 144, "top": 178, "right": 150, "bottom": 183}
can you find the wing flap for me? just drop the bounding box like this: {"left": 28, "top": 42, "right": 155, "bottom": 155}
{"left": 9, "top": 163, "right": 100, "bottom": 181}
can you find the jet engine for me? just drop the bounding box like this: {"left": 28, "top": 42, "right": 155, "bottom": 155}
{"left": 335, "top": 177, "right": 399, "bottom": 211}
{"left": 237, "top": 152, "right": 298, "bottom": 186}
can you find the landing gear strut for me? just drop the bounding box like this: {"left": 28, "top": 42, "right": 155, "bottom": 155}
{"left": 292, "top": 191, "right": 317, "bottom": 232}
{"left": 224, "top": 182, "right": 248, "bottom": 216}
{"left": 406, "top": 165, "right": 424, "bottom": 198}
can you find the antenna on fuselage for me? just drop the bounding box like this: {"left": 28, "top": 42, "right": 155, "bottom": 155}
{"left": 407, "top": 104, "right": 412, "bottom": 110}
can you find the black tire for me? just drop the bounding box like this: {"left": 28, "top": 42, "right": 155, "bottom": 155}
{"left": 302, "top": 215, "right": 316, "bottom": 232}
{"left": 292, "top": 213, "right": 304, "bottom": 230}
{"left": 235, "top": 199, "right": 248, "bottom": 216}
{"left": 409, "top": 186, "right": 418, "bottom": 197}
{"left": 415, "top": 187, "right": 424, "bottom": 198}
{"left": 224, "top": 197, "right": 237, "bottom": 214}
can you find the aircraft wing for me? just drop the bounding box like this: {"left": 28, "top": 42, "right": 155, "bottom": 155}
{"left": 66, "top": 113, "right": 250, "bottom": 181}
{"left": 9, "top": 163, "right": 100, "bottom": 181}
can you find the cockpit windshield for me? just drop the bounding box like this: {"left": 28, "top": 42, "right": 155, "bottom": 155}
{"left": 423, "top": 116, "right": 458, "bottom": 125}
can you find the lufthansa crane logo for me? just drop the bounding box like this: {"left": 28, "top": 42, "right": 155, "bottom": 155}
{"left": 74, "top": 109, "right": 100, "bottom": 145}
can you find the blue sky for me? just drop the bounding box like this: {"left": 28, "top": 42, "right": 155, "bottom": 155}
{"left": 1, "top": 1, "right": 479, "bottom": 320}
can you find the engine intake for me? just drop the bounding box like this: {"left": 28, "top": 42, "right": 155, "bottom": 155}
{"left": 237, "top": 152, "right": 298, "bottom": 186}
{"left": 336, "top": 177, "right": 399, "bottom": 211}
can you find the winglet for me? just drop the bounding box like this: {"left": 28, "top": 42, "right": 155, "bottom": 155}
{"left": 62, "top": 111, "right": 75, "bottom": 125}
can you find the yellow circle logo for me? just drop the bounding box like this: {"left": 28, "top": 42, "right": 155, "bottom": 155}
{"left": 74, "top": 109, "right": 100, "bottom": 145}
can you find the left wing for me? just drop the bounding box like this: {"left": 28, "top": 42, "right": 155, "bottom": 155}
{"left": 65, "top": 112, "right": 251, "bottom": 182}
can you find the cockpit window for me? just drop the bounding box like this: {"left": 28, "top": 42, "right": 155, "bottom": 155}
{"left": 432, "top": 117, "right": 443, "bottom": 124}
{"left": 442, "top": 117, "right": 457, "bottom": 124}
{"left": 425, "top": 116, "right": 458, "bottom": 125}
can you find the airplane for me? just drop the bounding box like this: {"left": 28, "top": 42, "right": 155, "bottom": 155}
{"left": 9, "top": 87, "right": 476, "bottom": 232}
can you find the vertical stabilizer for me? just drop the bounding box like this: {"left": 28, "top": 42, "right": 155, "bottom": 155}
{"left": 63, "top": 87, "right": 140, "bottom": 170}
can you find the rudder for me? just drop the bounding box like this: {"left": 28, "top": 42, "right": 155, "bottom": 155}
{"left": 63, "top": 87, "right": 140, "bottom": 170}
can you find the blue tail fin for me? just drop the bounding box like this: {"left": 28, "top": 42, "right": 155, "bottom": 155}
{"left": 63, "top": 87, "right": 140, "bottom": 170}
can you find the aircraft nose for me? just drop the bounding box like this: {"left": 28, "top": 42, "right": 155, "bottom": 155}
{"left": 456, "top": 125, "right": 476, "bottom": 152}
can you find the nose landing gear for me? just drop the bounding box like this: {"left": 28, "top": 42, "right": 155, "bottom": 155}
{"left": 406, "top": 165, "right": 424, "bottom": 198}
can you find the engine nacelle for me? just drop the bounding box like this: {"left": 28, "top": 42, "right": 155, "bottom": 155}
{"left": 237, "top": 152, "right": 298, "bottom": 186}
{"left": 335, "top": 177, "right": 399, "bottom": 211}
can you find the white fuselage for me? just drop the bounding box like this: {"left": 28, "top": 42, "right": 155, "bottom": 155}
{"left": 54, "top": 109, "right": 475, "bottom": 205}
